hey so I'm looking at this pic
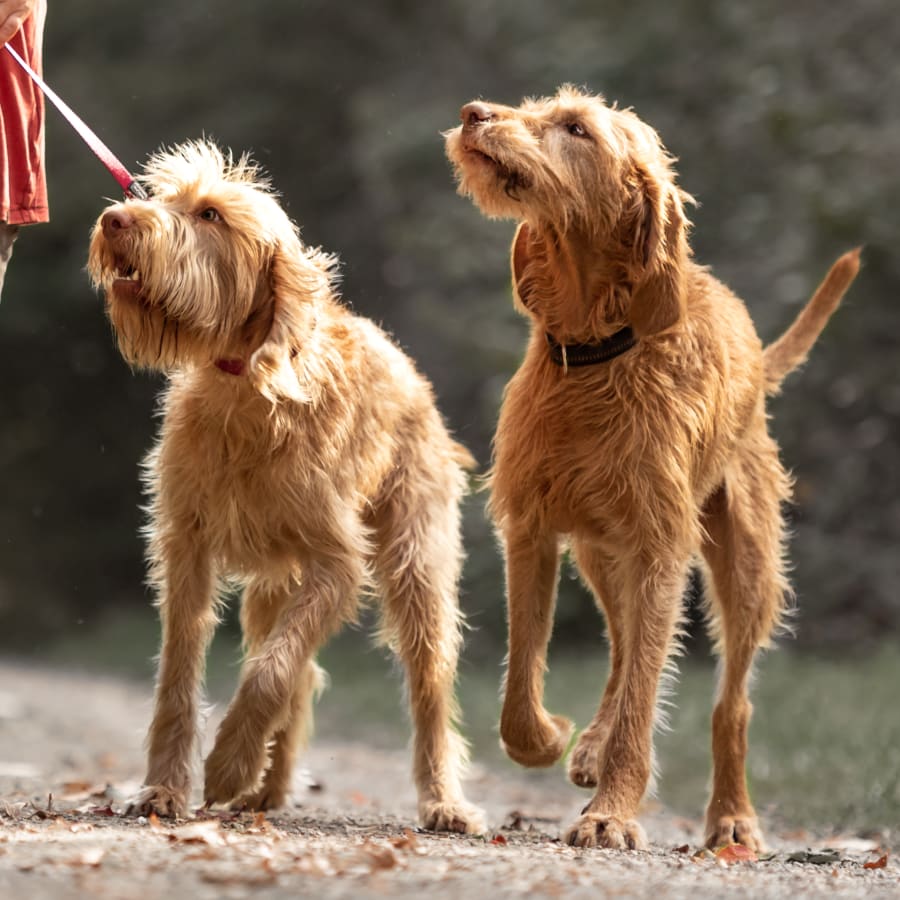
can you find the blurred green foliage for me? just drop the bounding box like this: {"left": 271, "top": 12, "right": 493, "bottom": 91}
{"left": 1, "top": 0, "right": 897, "bottom": 655}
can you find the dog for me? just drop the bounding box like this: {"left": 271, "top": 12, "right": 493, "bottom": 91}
{"left": 444, "top": 86, "right": 858, "bottom": 851}
{"left": 87, "top": 140, "right": 485, "bottom": 834}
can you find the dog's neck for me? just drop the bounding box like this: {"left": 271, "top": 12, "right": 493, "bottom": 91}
{"left": 516, "top": 223, "right": 631, "bottom": 344}
{"left": 211, "top": 282, "right": 303, "bottom": 380}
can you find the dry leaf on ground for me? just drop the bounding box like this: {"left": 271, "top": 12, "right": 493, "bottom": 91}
{"left": 715, "top": 843, "right": 758, "bottom": 865}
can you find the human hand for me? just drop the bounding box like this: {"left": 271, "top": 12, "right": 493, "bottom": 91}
{"left": 0, "top": 0, "right": 37, "bottom": 46}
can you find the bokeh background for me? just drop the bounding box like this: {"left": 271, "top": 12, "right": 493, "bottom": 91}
{"left": 1, "top": 0, "right": 898, "bottom": 831}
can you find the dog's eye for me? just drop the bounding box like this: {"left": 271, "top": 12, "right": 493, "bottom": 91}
{"left": 566, "top": 122, "right": 587, "bottom": 138}
{"left": 198, "top": 207, "right": 222, "bottom": 222}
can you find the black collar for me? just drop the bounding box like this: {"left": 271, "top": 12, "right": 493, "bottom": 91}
{"left": 545, "top": 325, "right": 637, "bottom": 368}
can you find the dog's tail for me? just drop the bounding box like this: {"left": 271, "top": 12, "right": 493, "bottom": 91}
{"left": 453, "top": 441, "right": 478, "bottom": 472}
{"left": 763, "top": 248, "right": 861, "bottom": 395}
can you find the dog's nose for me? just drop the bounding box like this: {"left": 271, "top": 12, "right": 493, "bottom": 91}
{"left": 101, "top": 209, "right": 133, "bottom": 237}
{"left": 461, "top": 101, "right": 494, "bottom": 127}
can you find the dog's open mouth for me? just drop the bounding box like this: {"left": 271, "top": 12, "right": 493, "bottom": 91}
{"left": 466, "top": 146, "right": 499, "bottom": 167}
{"left": 462, "top": 143, "right": 529, "bottom": 200}
{"left": 111, "top": 259, "right": 143, "bottom": 296}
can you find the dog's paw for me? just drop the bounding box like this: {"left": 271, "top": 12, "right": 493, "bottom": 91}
{"left": 203, "top": 737, "right": 268, "bottom": 806}
{"left": 564, "top": 812, "right": 647, "bottom": 850}
{"left": 125, "top": 784, "right": 189, "bottom": 819}
{"left": 231, "top": 782, "right": 288, "bottom": 813}
{"left": 419, "top": 799, "right": 486, "bottom": 835}
{"left": 567, "top": 727, "right": 607, "bottom": 788}
{"left": 705, "top": 814, "right": 766, "bottom": 853}
{"left": 500, "top": 711, "right": 574, "bottom": 768}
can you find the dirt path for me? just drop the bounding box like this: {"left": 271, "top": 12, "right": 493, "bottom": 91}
{"left": 0, "top": 661, "right": 895, "bottom": 898}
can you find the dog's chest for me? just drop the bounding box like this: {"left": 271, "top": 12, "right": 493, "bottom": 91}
{"left": 206, "top": 445, "right": 309, "bottom": 569}
{"left": 491, "top": 361, "right": 721, "bottom": 535}
{"left": 492, "top": 378, "right": 630, "bottom": 531}
{"left": 157, "top": 407, "right": 329, "bottom": 572}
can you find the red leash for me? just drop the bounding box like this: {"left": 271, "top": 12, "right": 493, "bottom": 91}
{"left": 4, "top": 42, "right": 148, "bottom": 200}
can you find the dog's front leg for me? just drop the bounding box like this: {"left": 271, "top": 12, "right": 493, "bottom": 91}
{"left": 499, "top": 527, "right": 574, "bottom": 767}
{"left": 127, "top": 536, "right": 216, "bottom": 818}
{"left": 564, "top": 555, "right": 688, "bottom": 850}
{"left": 203, "top": 552, "right": 363, "bottom": 806}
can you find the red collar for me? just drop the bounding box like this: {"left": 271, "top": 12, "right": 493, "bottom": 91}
{"left": 214, "top": 358, "right": 245, "bottom": 376}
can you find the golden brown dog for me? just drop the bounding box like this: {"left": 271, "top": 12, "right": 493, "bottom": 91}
{"left": 87, "top": 140, "right": 485, "bottom": 834}
{"left": 445, "top": 86, "right": 858, "bottom": 851}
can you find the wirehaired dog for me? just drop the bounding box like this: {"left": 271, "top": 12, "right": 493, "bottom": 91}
{"left": 88, "top": 140, "right": 485, "bottom": 834}
{"left": 445, "top": 86, "right": 858, "bottom": 850}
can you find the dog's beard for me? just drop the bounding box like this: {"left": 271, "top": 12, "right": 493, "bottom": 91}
{"left": 455, "top": 160, "right": 533, "bottom": 219}
{"left": 106, "top": 289, "right": 186, "bottom": 371}
{"left": 91, "top": 236, "right": 260, "bottom": 372}
{"left": 449, "top": 136, "right": 534, "bottom": 219}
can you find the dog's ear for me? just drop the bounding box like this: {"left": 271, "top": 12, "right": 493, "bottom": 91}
{"left": 510, "top": 221, "right": 541, "bottom": 313}
{"left": 248, "top": 242, "right": 328, "bottom": 403}
{"left": 625, "top": 166, "right": 688, "bottom": 337}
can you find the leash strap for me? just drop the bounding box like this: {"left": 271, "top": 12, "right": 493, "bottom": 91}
{"left": 4, "top": 42, "right": 147, "bottom": 200}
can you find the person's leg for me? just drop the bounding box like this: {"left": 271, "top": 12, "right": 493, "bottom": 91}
{"left": 0, "top": 224, "right": 20, "bottom": 301}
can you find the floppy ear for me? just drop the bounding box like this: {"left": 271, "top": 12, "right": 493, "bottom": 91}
{"left": 626, "top": 167, "right": 688, "bottom": 337}
{"left": 510, "top": 221, "right": 542, "bottom": 313}
{"left": 247, "top": 242, "right": 324, "bottom": 403}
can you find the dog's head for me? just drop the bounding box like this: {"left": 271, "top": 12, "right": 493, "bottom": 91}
{"left": 88, "top": 140, "right": 334, "bottom": 400}
{"left": 445, "top": 86, "right": 691, "bottom": 337}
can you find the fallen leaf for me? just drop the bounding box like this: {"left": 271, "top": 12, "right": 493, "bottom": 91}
{"left": 787, "top": 848, "right": 842, "bottom": 865}
{"left": 88, "top": 805, "right": 115, "bottom": 817}
{"left": 362, "top": 840, "right": 400, "bottom": 870}
{"left": 863, "top": 853, "right": 888, "bottom": 870}
{"left": 169, "top": 819, "right": 226, "bottom": 846}
{"left": 391, "top": 828, "right": 421, "bottom": 852}
{"left": 490, "top": 833, "right": 508, "bottom": 846}
{"left": 715, "top": 843, "right": 757, "bottom": 865}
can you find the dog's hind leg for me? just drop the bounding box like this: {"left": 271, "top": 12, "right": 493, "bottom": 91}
{"left": 231, "top": 582, "right": 325, "bottom": 811}
{"left": 203, "top": 510, "right": 366, "bottom": 806}
{"left": 372, "top": 469, "right": 486, "bottom": 835}
{"left": 566, "top": 540, "right": 626, "bottom": 789}
{"left": 564, "top": 544, "right": 689, "bottom": 851}
{"left": 700, "top": 427, "right": 792, "bottom": 852}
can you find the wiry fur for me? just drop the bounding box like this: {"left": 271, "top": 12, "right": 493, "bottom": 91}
{"left": 445, "top": 86, "right": 859, "bottom": 851}
{"left": 87, "top": 140, "right": 485, "bottom": 834}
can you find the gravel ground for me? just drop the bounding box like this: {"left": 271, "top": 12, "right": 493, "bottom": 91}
{"left": 0, "top": 661, "right": 896, "bottom": 898}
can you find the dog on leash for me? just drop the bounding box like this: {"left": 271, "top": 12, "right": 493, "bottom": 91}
{"left": 88, "top": 140, "right": 484, "bottom": 834}
{"left": 445, "top": 86, "right": 858, "bottom": 851}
